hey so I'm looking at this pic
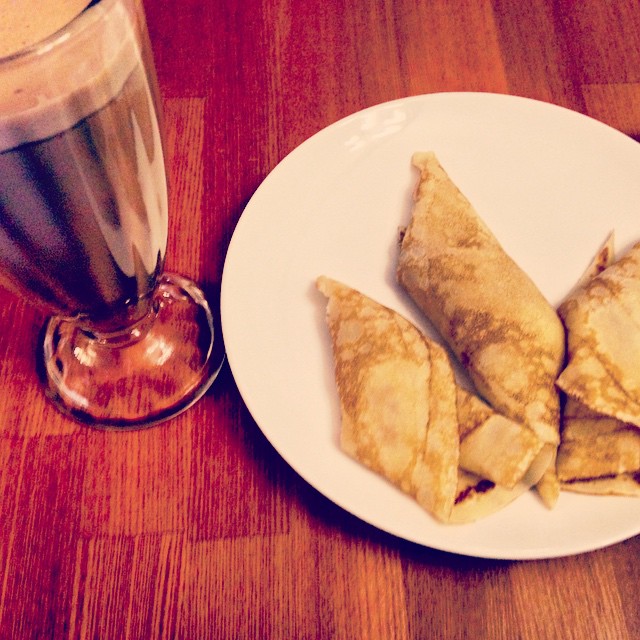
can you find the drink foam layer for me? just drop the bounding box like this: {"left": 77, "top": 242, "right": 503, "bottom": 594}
{"left": 0, "top": 0, "right": 138, "bottom": 153}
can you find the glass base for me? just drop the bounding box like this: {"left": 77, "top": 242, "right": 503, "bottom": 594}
{"left": 41, "top": 273, "right": 225, "bottom": 429}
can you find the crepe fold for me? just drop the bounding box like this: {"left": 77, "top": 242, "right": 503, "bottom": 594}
{"left": 558, "top": 402, "right": 640, "bottom": 495}
{"left": 557, "top": 235, "right": 640, "bottom": 496}
{"left": 397, "top": 152, "right": 565, "bottom": 506}
{"left": 457, "top": 388, "right": 544, "bottom": 489}
{"left": 317, "top": 276, "right": 459, "bottom": 521}
{"left": 557, "top": 241, "right": 640, "bottom": 430}
{"left": 317, "top": 276, "right": 548, "bottom": 523}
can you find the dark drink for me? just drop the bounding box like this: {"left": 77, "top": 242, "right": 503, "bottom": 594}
{"left": 0, "top": 0, "right": 223, "bottom": 426}
{"left": 0, "top": 1, "right": 167, "bottom": 323}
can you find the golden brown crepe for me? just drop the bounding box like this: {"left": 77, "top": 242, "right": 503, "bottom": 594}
{"left": 317, "top": 276, "right": 547, "bottom": 522}
{"left": 317, "top": 276, "right": 459, "bottom": 521}
{"left": 559, "top": 475, "right": 640, "bottom": 496}
{"left": 451, "top": 390, "right": 552, "bottom": 523}
{"left": 557, "top": 240, "right": 640, "bottom": 430}
{"left": 450, "top": 448, "right": 553, "bottom": 524}
{"left": 397, "top": 152, "right": 565, "bottom": 507}
{"left": 557, "top": 233, "right": 640, "bottom": 496}
{"left": 558, "top": 402, "right": 640, "bottom": 495}
{"left": 457, "top": 388, "right": 544, "bottom": 489}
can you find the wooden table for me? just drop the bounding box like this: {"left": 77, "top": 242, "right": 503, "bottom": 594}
{"left": 1, "top": 1, "right": 639, "bottom": 637}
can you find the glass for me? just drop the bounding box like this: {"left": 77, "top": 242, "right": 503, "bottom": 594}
{"left": 0, "top": 0, "right": 224, "bottom": 428}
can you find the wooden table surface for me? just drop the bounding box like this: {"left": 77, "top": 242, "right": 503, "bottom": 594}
{"left": 1, "top": 0, "right": 639, "bottom": 638}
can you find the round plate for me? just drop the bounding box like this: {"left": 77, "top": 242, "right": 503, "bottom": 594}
{"left": 220, "top": 92, "right": 640, "bottom": 559}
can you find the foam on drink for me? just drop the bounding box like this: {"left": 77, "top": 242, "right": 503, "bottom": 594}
{"left": 0, "top": 0, "right": 92, "bottom": 59}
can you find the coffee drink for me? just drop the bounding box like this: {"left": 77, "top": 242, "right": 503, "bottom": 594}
{"left": 0, "top": 0, "right": 167, "bottom": 324}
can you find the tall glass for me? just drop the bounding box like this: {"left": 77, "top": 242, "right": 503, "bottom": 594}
{"left": 0, "top": 0, "right": 224, "bottom": 428}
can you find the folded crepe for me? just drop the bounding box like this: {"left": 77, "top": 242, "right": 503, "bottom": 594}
{"left": 558, "top": 402, "right": 640, "bottom": 495}
{"left": 451, "top": 388, "right": 552, "bottom": 524}
{"left": 457, "top": 388, "right": 544, "bottom": 489}
{"left": 317, "top": 276, "right": 548, "bottom": 523}
{"left": 557, "top": 233, "right": 640, "bottom": 496}
{"left": 450, "top": 452, "right": 553, "bottom": 524}
{"left": 397, "top": 152, "right": 565, "bottom": 507}
{"left": 317, "top": 275, "right": 459, "bottom": 521}
{"left": 557, "top": 240, "right": 640, "bottom": 430}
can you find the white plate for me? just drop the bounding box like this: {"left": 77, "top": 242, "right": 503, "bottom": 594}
{"left": 220, "top": 92, "right": 640, "bottom": 560}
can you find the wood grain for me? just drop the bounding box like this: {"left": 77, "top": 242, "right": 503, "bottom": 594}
{"left": 1, "top": 0, "right": 639, "bottom": 638}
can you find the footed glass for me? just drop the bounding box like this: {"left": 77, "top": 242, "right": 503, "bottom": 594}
{"left": 0, "top": 0, "right": 224, "bottom": 428}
